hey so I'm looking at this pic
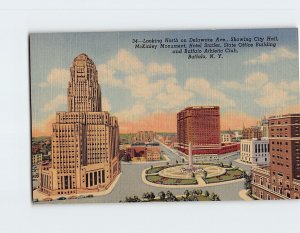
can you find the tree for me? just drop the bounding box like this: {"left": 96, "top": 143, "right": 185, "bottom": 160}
{"left": 166, "top": 162, "right": 169, "bottom": 166}
{"left": 149, "top": 192, "right": 155, "bottom": 201}
{"left": 210, "top": 192, "right": 216, "bottom": 200}
{"left": 244, "top": 173, "right": 252, "bottom": 190}
{"left": 142, "top": 192, "right": 150, "bottom": 200}
{"left": 192, "top": 173, "right": 195, "bottom": 178}
{"left": 184, "top": 190, "right": 190, "bottom": 198}
{"left": 133, "top": 195, "right": 141, "bottom": 202}
{"left": 166, "top": 190, "right": 172, "bottom": 199}
{"left": 198, "top": 189, "right": 203, "bottom": 195}
{"left": 219, "top": 162, "right": 223, "bottom": 167}
{"left": 166, "top": 190, "right": 177, "bottom": 201}
{"left": 203, "top": 170, "right": 208, "bottom": 179}
{"left": 176, "top": 160, "right": 178, "bottom": 164}
{"left": 192, "top": 189, "right": 198, "bottom": 196}
{"left": 214, "top": 194, "right": 220, "bottom": 201}
{"left": 229, "top": 161, "right": 232, "bottom": 167}
{"left": 158, "top": 191, "right": 166, "bottom": 201}
{"left": 150, "top": 165, "right": 154, "bottom": 170}
{"left": 204, "top": 190, "right": 209, "bottom": 197}
{"left": 182, "top": 158, "right": 185, "bottom": 163}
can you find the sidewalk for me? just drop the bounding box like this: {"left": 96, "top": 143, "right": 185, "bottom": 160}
{"left": 238, "top": 189, "right": 254, "bottom": 201}
{"left": 33, "top": 173, "right": 122, "bottom": 201}
{"left": 234, "top": 158, "right": 253, "bottom": 166}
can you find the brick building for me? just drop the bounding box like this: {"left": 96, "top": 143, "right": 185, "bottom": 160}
{"left": 177, "top": 106, "right": 239, "bottom": 156}
{"left": 131, "top": 131, "right": 156, "bottom": 143}
{"left": 251, "top": 114, "right": 300, "bottom": 200}
{"left": 126, "top": 142, "right": 161, "bottom": 162}
{"left": 242, "top": 126, "right": 262, "bottom": 139}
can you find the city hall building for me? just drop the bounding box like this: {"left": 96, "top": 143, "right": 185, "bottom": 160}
{"left": 38, "top": 54, "right": 120, "bottom": 196}
{"left": 251, "top": 114, "right": 300, "bottom": 200}
{"left": 177, "top": 106, "right": 239, "bottom": 157}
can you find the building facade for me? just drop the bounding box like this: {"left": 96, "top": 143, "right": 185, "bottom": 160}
{"left": 251, "top": 114, "right": 300, "bottom": 200}
{"left": 240, "top": 138, "right": 269, "bottom": 165}
{"left": 177, "top": 106, "right": 239, "bottom": 156}
{"left": 177, "top": 106, "right": 221, "bottom": 154}
{"left": 242, "top": 126, "right": 262, "bottom": 139}
{"left": 32, "top": 154, "right": 43, "bottom": 165}
{"left": 38, "top": 54, "right": 120, "bottom": 196}
{"left": 260, "top": 117, "right": 269, "bottom": 138}
{"left": 132, "top": 131, "right": 156, "bottom": 143}
{"left": 126, "top": 142, "right": 160, "bottom": 162}
{"left": 221, "top": 133, "right": 232, "bottom": 143}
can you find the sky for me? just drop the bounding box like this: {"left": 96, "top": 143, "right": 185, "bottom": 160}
{"left": 30, "top": 28, "right": 300, "bottom": 136}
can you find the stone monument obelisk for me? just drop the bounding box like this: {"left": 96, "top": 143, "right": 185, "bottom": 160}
{"left": 188, "top": 142, "right": 193, "bottom": 170}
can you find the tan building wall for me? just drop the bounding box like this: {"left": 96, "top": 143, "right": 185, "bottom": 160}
{"left": 32, "top": 154, "right": 43, "bottom": 165}
{"left": 39, "top": 54, "right": 120, "bottom": 196}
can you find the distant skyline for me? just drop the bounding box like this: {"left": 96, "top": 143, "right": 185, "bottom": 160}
{"left": 30, "top": 29, "right": 300, "bottom": 136}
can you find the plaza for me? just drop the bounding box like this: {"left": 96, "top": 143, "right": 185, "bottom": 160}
{"left": 34, "top": 142, "right": 251, "bottom": 203}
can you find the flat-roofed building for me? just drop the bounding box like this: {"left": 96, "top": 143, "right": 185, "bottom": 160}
{"left": 251, "top": 114, "right": 300, "bottom": 200}
{"left": 240, "top": 138, "right": 269, "bottom": 165}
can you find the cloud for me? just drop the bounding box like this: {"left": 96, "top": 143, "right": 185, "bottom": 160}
{"left": 185, "top": 77, "right": 235, "bottom": 107}
{"left": 97, "top": 64, "right": 123, "bottom": 86}
{"left": 221, "top": 72, "right": 269, "bottom": 91}
{"left": 42, "top": 95, "right": 66, "bottom": 113}
{"left": 124, "top": 74, "right": 164, "bottom": 99}
{"left": 221, "top": 72, "right": 298, "bottom": 109}
{"left": 279, "top": 80, "right": 300, "bottom": 92}
{"left": 107, "top": 49, "right": 144, "bottom": 74}
{"left": 115, "top": 102, "right": 146, "bottom": 122}
{"left": 245, "top": 72, "right": 268, "bottom": 89}
{"left": 245, "top": 47, "right": 298, "bottom": 65}
{"left": 221, "top": 80, "right": 243, "bottom": 90}
{"left": 39, "top": 68, "right": 69, "bottom": 87}
{"left": 254, "top": 82, "right": 296, "bottom": 108}
{"left": 155, "top": 78, "right": 194, "bottom": 109}
{"left": 146, "top": 63, "right": 176, "bottom": 76}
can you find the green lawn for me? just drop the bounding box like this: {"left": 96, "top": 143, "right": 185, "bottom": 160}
{"left": 205, "top": 168, "right": 243, "bottom": 183}
{"left": 146, "top": 166, "right": 168, "bottom": 174}
{"left": 146, "top": 174, "right": 197, "bottom": 185}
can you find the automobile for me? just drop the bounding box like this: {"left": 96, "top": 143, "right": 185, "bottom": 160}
{"left": 57, "top": 197, "right": 66, "bottom": 200}
{"left": 77, "top": 195, "right": 85, "bottom": 199}
{"left": 68, "top": 196, "right": 77, "bottom": 200}
{"left": 86, "top": 194, "right": 94, "bottom": 198}
{"left": 43, "top": 197, "right": 53, "bottom": 202}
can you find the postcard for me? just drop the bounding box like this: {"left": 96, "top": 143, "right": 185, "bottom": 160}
{"left": 30, "top": 28, "right": 300, "bottom": 203}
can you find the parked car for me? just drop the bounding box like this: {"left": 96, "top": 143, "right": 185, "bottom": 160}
{"left": 57, "top": 197, "right": 66, "bottom": 200}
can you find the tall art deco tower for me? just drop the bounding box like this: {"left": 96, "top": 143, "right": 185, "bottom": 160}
{"left": 39, "top": 54, "right": 120, "bottom": 196}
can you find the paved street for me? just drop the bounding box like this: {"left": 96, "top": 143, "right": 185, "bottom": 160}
{"left": 49, "top": 143, "right": 247, "bottom": 204}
